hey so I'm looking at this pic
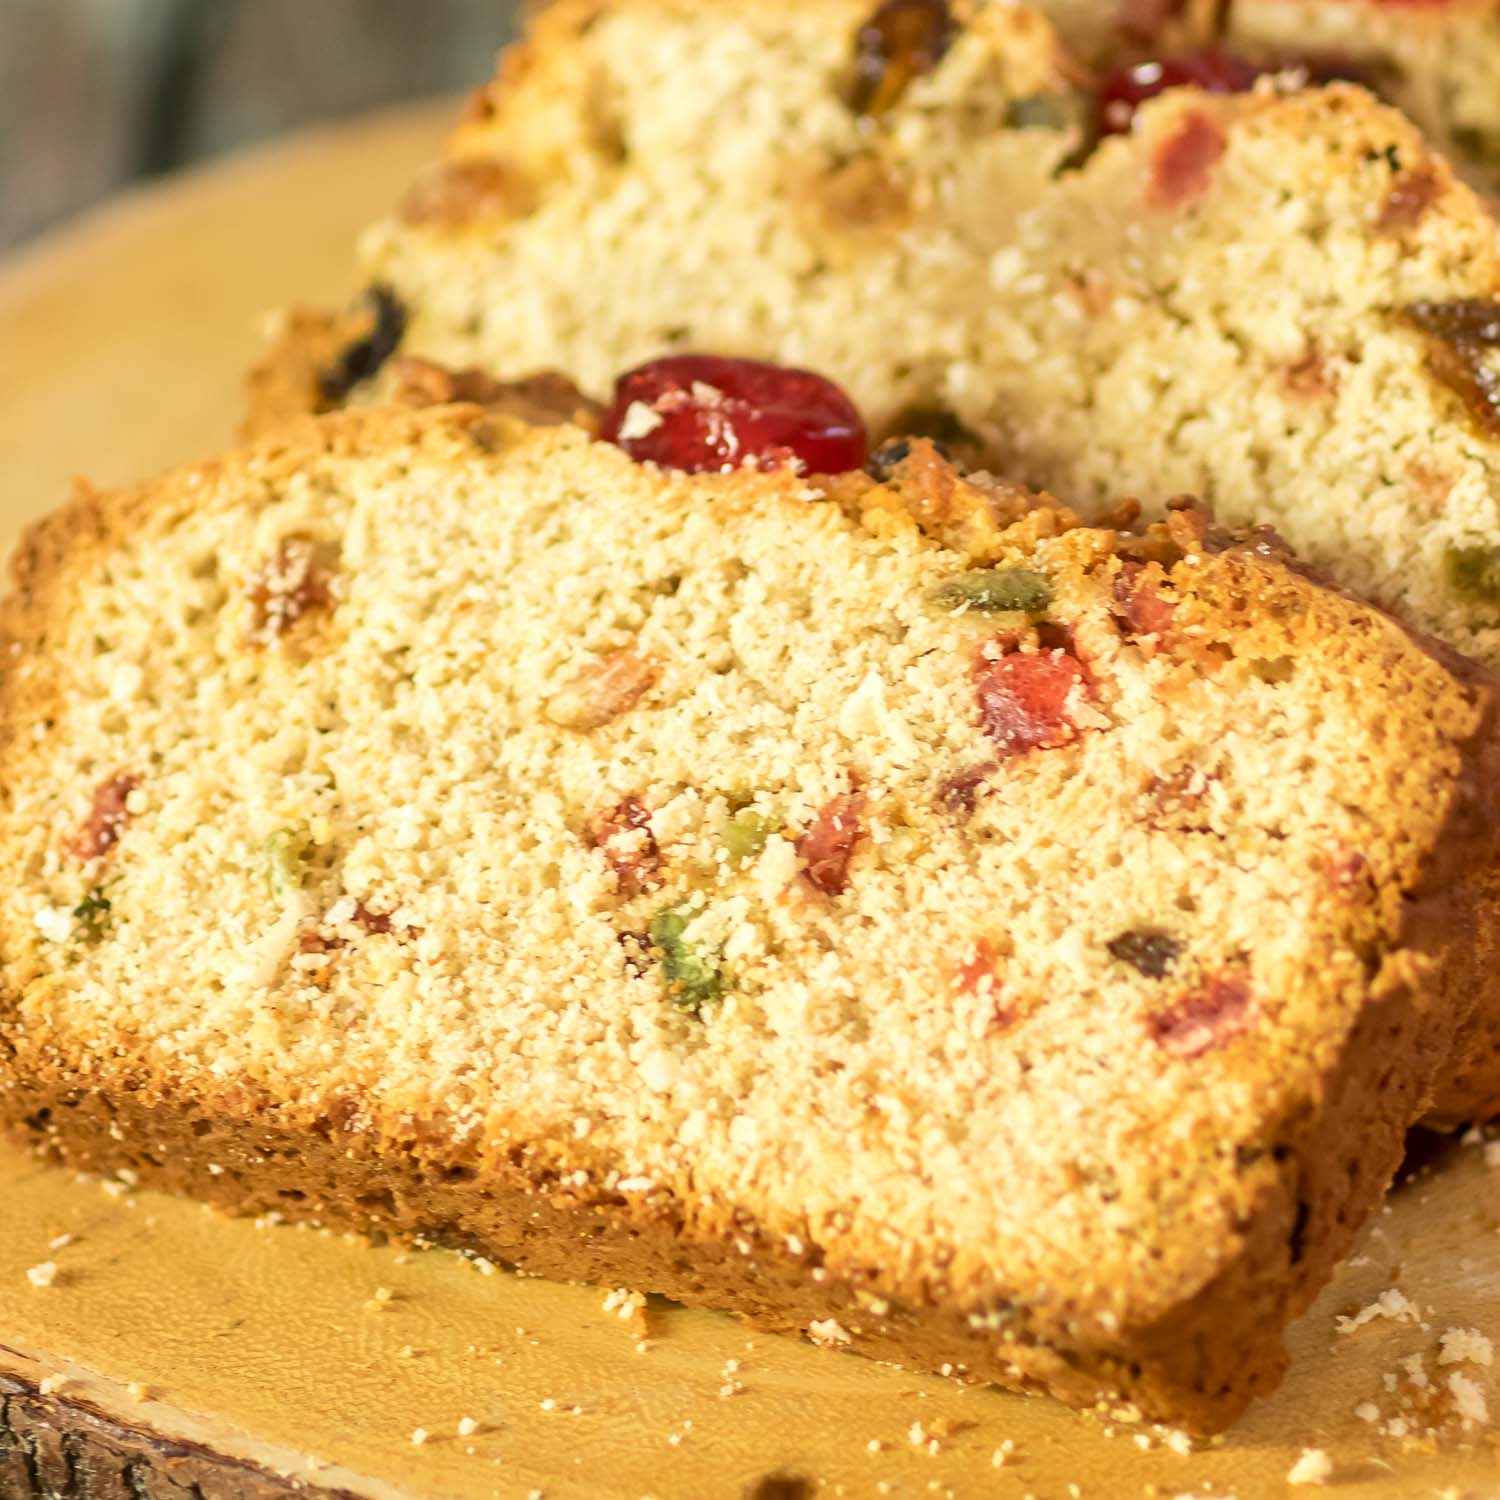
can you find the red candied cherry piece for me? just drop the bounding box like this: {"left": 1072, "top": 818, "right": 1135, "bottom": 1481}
{"left": 974, "top": 644, "right": 1091, "bottom": 757}
{"left": 601, "top": 355, "right": 868, "bottom": 475}
{"left": 1096, "top": 46, "right": 1262, "bottom": 137}
{"left": 1151, "top": 970, "right": 1254, "bottom": 1058}
{"left": 798, "top": 792, "right": 866, "bottom": 897}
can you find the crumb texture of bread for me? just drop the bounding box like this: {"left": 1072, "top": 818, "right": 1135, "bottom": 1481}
{"left": 1, "top": 407, "right": 1496, "bottom": 1431}
{"left": 244, "top": 2, "right": 1500, "bottom": 1119}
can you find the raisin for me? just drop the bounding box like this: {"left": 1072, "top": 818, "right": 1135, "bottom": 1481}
{"left": 317, "top": 285, "right": 408, "bottom": 405}
{"left": 974, "top": 645, "right": 1090, "bottom": 757}
{"left": 847, "top": 0, "right": 956, "bottom": 119}
{"left": 1096, "top": 47, "right": 1261, "bottom": 138}
{"left": 798, "top": 793, "right": 866, "bottom": 897}
{"left": 73, "top": 774, "right": 139, "bottom": 861}
{"left": 601, "top": 355, "right": 867, "bottom": 475}
{"left": 938, "top": 761, "right": 996, "bottom": 816}
{"left": 1446, "top": 543, "right": 1500, "bottom": 603}
{"left": 649, "top": 907, "right": 726, "bottom": 1014}
{"left": 931, "top": 568, "right": 1053, "bottom": 614}
{"left": 1402, "top": 300, "right": 1500, "bottom": 437}
{"left": 1107, "top": 927, "right": 1182, "bottom": 979}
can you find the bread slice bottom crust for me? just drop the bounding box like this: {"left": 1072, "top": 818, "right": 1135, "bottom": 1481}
{"left": 0, "top": 855, "right": 1476, "bottom": 1436}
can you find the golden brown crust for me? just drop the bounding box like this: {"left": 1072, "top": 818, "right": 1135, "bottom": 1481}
{"left": 0, "top": 958, "right": 1456, "bottom": 1441}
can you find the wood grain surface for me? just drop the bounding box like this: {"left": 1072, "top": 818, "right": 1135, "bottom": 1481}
{"left": 0, "top": 103, "right": 1498, "bottom": 1500}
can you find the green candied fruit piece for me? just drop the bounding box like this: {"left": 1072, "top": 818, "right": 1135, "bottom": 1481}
{"left": 649, "top": 906, "right": 727, "bottom": 1015}
{"left": 930, "top": 567, "right": 1053, "bottom": 614}
{"left": 71, "top": 885, "right": 114, "bottom": 945}
{"left": 1446, "top": 543, "right": 1500, "bottom": 604}
{"left": 722, "top": 807, "right": 774, "bottom": 866}
{"left": 262, "top": 827, "right": 311, "bottom": 901}
{"left": 1003, "top": 92, "right": 1078, "bottom": 132}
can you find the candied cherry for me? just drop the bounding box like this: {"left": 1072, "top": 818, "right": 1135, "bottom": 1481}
{"left": 601, "top": 355, "right": 868, "bottom": 475}
{"left": 974, "top": 645, "right": 1090, "bottom": 757}
{"left": 1095, "top": 46, "right": 1262, "bottom": 137}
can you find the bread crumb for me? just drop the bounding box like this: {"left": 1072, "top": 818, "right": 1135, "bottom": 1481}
{"left": 808, "top": 1317, "right": 852, "bottom": 1347}
{"left": 1484, "top": 1140, "right": 1500, "bottom": 1168}
{"left": 457, "top": 1416, "right": 479, "bottom": 1437}
{"left": 1447, "top": 1371, "right": 1490, "bottom": 1427}
{"left": 411, "top": 1428, "right": 428, "bottom": 1446}
{"left": 48, "top": 1233, "right": 74, "bottom": 1251}
{"left": 127, "top": 1382, "right": 149, "bottom": 1402}
{"left": 26, "top": 1262, "right": 58, "bottom": 1288}
{"left": 1354, "top": 1401, "right": 1380, "bottom": 1422}
{"left": 1162, "top": 1428, "right": 1194, "bottom": 1455}
{"left": 1335, "top": 1287, "right": 1420, "bottom": 1333}
{"left": 1438, "top": 1328, "right": 1494, "bottom": 1367}
{"left": 1287, "top": 1448, "right": 1333, "bottom": 1485}
{"left": 38, "top": 1374, "right": 66, "bottom": 1396}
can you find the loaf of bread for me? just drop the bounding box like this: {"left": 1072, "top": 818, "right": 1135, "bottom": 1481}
{"left": 246, "top": 0, "right": 1500, "bottom": 1119}
{"left": 2, "top": 402, "right": 1497, "bottom": 1431}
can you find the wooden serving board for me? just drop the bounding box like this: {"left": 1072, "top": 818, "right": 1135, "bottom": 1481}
{"left": 0, "top": 101, "right": 1498, "bottom": 1500}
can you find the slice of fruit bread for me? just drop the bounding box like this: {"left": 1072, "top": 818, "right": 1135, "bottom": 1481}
{"left": 2, "top": 396, "right": 1497, "bottom": 1433}
{"left": 244, "top": 0, "right": 1500, "bottom": 1119}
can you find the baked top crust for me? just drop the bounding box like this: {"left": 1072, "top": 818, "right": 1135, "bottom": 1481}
{"left": 1, "top": 406, "right": 1495, "bottom": 1430}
